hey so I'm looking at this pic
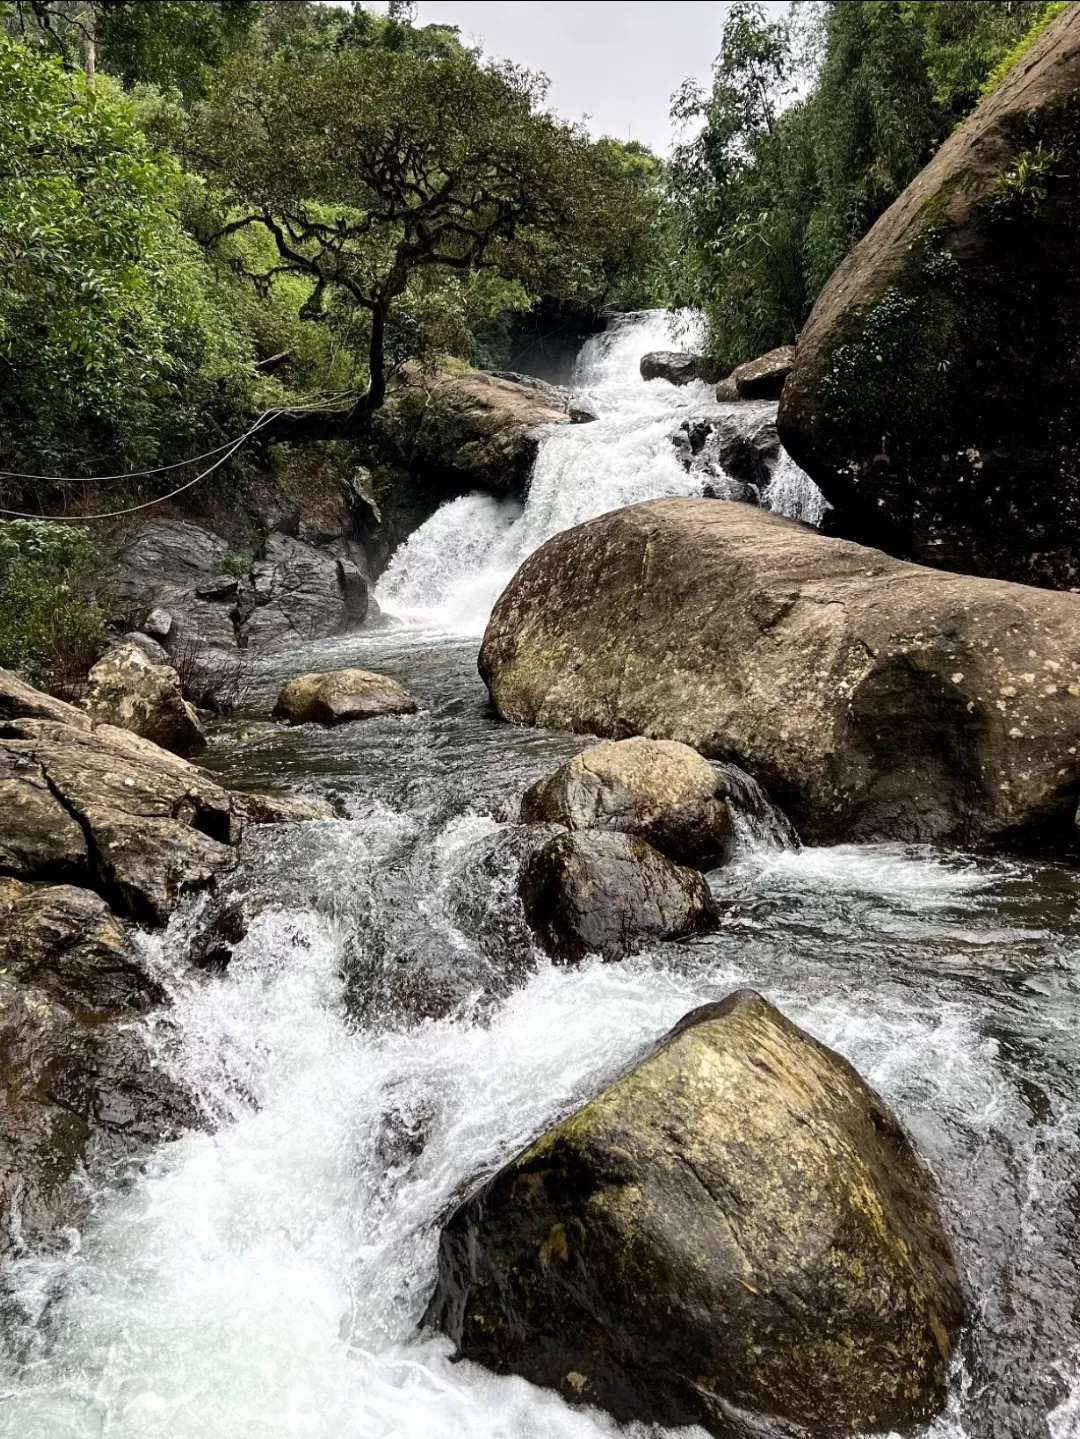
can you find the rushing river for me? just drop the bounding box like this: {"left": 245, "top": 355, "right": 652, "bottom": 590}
{"left": 1, "top": 315, "right": 1079, "bottom": 1439}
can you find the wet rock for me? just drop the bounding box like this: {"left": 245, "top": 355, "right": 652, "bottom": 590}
{"left": 0, "top": 665, "right": 91, "bottom": 730}
{"left": 480, "top": 497, "right": 1080, "bottom": 848}
{"left": 714, "top": 376, "right": 739, "bottom": 402}
{"left": 640, "top": 352, "right": 727, "bottom": 386}
{"left": 731, "top": 344, "right": 795, "bottom": 400}
{"left": 189, "top": 898, "right": 249, "bottom": 972}
{"left": 273, "top": 669, "right": 418, "bottom": 727}
{"left": 0, "top": 716, "right": 238, "bottom": 924}
{"left": 518, "top": 830, "right": 720, "bottom": 963}
{"left": 84, "top": 643, "right": 206, "bottom": 756}
{"left": 568, "top": 403, "right": 597, "bottom": 424}
{"left": 778, "top": 6, "right": 1080, "bottom": 590}
{"left": 521, "top": 738, "right": 732, "bottom": 869}
{"left": 230, "top": 789, "right": 335, "bottom": 825}
{"left": 0, "top": 971, "right": 196, "bottom": 1252}
{"left": 426, "top": 988, "right": 966, "bottom": 1437}
{"left": 113, "top": 519, "right": 230, "bottom": 605}
{"left": 238, "top": 531, "right": 358, "bottom": 648}
{"left": 0, "top": 877, "right": 164, "bottom": 1012}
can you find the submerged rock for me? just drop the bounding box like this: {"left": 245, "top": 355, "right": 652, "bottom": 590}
{"left": 518, "top": 829, "right": 719, "bottom": 963}
{"left": 778, "top": 6, "right": 1080, "bottom": 588}
{"left": 480, "top": 497, "right": 1080, "bottom": 848}
{"left": 273, "top": 668, "right": 418, "bottom": 727}
{"left": 426, "top": 989, "right": 966, "bottom": 1437}
{"left": 83, "top": 642, "right": 206, "bottom": 756}
{"left": 521, "top": 737, "right": 731, "bottom": 869}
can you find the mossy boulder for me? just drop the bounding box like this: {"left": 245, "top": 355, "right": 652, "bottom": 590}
{"left": 520, "top": 737, "right": 732, "bottom": 868}
{"left": 518, "top": 829, "right": 720, "bottom": 963}
{"left": 425, "top": 989, "right": 966, "bottom": 1437}
{"left": 778, "top": 5, "right": 1080, "bottom": 588}
{"left": 84, "top": 642, "right": 206, "bottom": 757}
{"left": 273, "top": 668, "right": 418, "bottom": 726}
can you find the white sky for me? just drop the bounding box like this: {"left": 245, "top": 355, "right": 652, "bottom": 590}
{"left": 355, "top": 2, "right": 788, "bottom": 154}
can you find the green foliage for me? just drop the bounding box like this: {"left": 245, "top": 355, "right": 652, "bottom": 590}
{"left": 980, "top": 1, "right": 1068, "bottom": 97}
{"left": 672, "top": 0, "right": 1065, "bottom": 366}
{"left": 0, "top": 518, "right": 106, "bottom": 688}
{"left": 0, "top": 31, "right": 266, "bottom": 482}
{"left": 184, "top": 29, "right": 666, "bottom": 408}
{"left": 991, "top": 142, "right": 1063, "bottom": 216}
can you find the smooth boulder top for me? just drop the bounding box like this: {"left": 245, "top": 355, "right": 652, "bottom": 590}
{"left": 426, "top": 988, "right": 965, "bottom": 1437}
{"left": 777, "top": 6, "right": 1080, "bottom": 588}
{"left": 273, "top": 668, "right": 419, "bottom": 726}
{"left": 0, "top": 665, "right": 90, "bottom": 730}
{"left": 518, "top": 828, "right": 720, "bottom": 964}
{"left": 728, "top": 343, "right": 795, "bottom": 400}
{"left": 480, "top": 498, "right": 1080, "bottom": 847}
{"left": 521, "top": 737, "right": 731, "bottom": 869}
{"left": 83, "top": 642, "right": 206, "bottom": 757}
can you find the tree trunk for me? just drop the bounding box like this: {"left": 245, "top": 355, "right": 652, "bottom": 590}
{"left": 81, "top": 0, "right": 96, "bottom": 82}
{"left": 366, "top": 302, "right": 388, "bottom": 412}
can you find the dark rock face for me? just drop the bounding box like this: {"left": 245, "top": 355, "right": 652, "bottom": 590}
{"left": 479, "top": 498, "right": 1080, "bottom": 847}
{"left": 273, "top": 669, "right": 418, "bottom": 727}
{"left": 639, "top": 352, "right": 727, "bottom": 387}
{"left": 426, "top": 989, "right": 966, "bottom": 1438}
{"left": 778, "top": 7, "right": 1080, "bottom": 589}
{"left": 238, "top": 532, "right": 359, "bottom": 647}
{"left": 518, "top": 830, "right": 720, "bottom": 963}
{"left": 111, "top": 519, "right": 370, "bottom": 666}
{"left": 83, "top": 643, "right": 207, "bottom": 756}
{"left": 0, "top": 877, "right": 195, "bottom": 1252}
{"left": 671, "top": 402, "right": 781, "bottom": 493}
{"left": 521, "top": 737, "right": 732, "bottom": 869}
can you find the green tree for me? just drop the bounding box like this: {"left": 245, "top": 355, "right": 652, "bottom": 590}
{"left": 7, "top": 0, "right": 257, "bottom": 96}
{"left": 186, "top": 37, "right": 662, "bottom": 419}
{"left": 672, "top": 0, "right": 1063, "bottom": 366}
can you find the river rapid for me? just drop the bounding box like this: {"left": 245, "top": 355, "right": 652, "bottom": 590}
{"left": 1, "top": 314, "right": 1079, "bottom": 1439}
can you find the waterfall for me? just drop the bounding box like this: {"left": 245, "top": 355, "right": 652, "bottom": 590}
{"left": 375, "top": 311, "right": 826, "bottom": 635}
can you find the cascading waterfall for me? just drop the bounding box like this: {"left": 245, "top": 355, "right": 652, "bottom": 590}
{"left": 1, "top": 315, "right": 1078, "bottom": 1439}
{"left": 375, "top": 311, "right": 827, "bottom": 634}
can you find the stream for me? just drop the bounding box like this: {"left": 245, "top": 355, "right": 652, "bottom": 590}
{"left": 1, "top": 314, "right": 1079, "bottom": 1439}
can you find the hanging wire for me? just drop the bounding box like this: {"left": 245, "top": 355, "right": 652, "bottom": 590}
{"left": 0, "top": 395, "right": 360, "bottom": 523}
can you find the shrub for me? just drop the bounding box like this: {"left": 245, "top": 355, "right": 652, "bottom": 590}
{"left": 0, "top": 520, "right": 108, "bottom": 692}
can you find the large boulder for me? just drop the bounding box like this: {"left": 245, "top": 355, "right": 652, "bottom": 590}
{"left": 273, "top": 668, "right": 418, "bottom": 727}
{"left": 0, "top": 666, "right": 91, "bottom": 729}
{"left": 778, "top": 7, "right": 1080, "bottom": 588}
{"left": 521, "top": 737, "right": 731, "bottom": 868}
{"left": 83, "top": 642, "right": 206, "bottom": 756}
{"left": 480, "top": 498, "right": 1080, "bottom": 847}
{"left": 518, "top": 830, "right": 720, "bottom": 963}
{"left": 426, "top": 989, "right": 965, "bottom": 1437}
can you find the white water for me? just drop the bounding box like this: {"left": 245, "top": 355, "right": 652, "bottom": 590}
{"left": 2, "top": 311, "right": 1078, "bottom": 1439}
{"left": 376, "top": 311, "right": 825, "bottom": 635}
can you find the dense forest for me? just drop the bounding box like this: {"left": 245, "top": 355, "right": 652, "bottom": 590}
{"left": 0, "top": 0, "right": 1065, "bottom": 682}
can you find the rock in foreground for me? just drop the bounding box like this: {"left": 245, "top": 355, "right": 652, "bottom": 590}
{"left": 521, "top": 737, "right": 731, "bottom": 868}
{"left": 778, "top": 6, "right": 1080, "bottom": 588}
{"left": 518, "top": 829, "right": 719, "bottom": 963}
{"left": 84, "top": 642, "right": 206, "bottom": 756}
{"left": 274, "top": 668, "right": 418, "bottom": 726}
{"left": 480, "top": 499, "right": 1080, "bottom": 847}
{"left": 426, "top": 989, "right": 966, "bottom": 1437}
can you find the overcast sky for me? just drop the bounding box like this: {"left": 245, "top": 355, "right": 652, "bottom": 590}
{"left": 356, "top": 2, "right": 786, "bottom": 154}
